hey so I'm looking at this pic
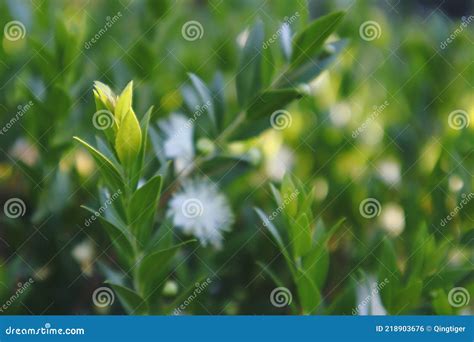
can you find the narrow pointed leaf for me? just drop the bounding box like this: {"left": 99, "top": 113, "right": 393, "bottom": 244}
{"left": 115, "top": 108, "right": 142, "bottom": 175}
{"left": 236, "top": 20, "right": 265, "bottom": 106}
{"left": 108, "top": 282, "right": 148, "bottom": 315}
{"left": 137, "top": 240, "right": 196, "bottom": 298}
{"left": 188, "top": 73, "right": 216, "bottom": 130}
{"left": 129, "top": 175, "right": 162, "bottom": 245}
{"left": 115, "top": 81, "right": 133, "bottom": 126}
{"left": 291, "top": 11, "right": 345, "bottom": 66}
{"left": 73, "top": 137, "right": 123, "bottom": 190}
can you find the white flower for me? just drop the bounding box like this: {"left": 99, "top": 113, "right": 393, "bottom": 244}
{"left": 376, "top": 159, "right": 401, "bottom": 186}
{"left": 355, "top": 276, "right": 387, "bottom": 315}
{"left": 379, "top": 203, "right": 405, "bottom": 237}
{"left": 71, "top": 239, "right": 95, "bottom": 276}
{"left": 159, "top": 113, "right": 194, "bottom": 172}
{"left": 168, "top": 179, "right": 234, "bottom": 248}
{"left": 265, "top": 145, "right": 294, "bottom": 181}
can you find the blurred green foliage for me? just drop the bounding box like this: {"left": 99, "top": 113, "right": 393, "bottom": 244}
{"left": 0, "top": 0, "right": 472, "bottom": 315}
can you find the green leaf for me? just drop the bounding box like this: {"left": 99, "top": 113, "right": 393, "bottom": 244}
{"left": 431, "top": 289, "right": 453, "bottom": 315}
{"left": 302, "top": 244, "right": 329, "bottom": 289}
{"left": 236, "top": 20, "right": 265, "bottom": 107}
{"left": 73, "top": 137, "right": 123, "bottom": 190}
{"left": 296, "top": 270, "right": 321, "bottom": 314}
{"left": 115, "top": 108, "right": 142, "bottom": 176}
{"left": 379, "top": 238, "right": 401, "bottom": 311}
{"left": 164, "top": 275, "right": 210, "bottom": 315}
{"left": 254, "top": 207, "right": 295, "bottom": 277}
{"left": 255, "top": 208, "right": 284, "bottom": 248}
{"left": 107, "top": 282, "right": 148, "bottom": 315}
{"left": 281, "top": 174, "right": 298, "bottom": 217}
{"left": 291, "top": 11, "right": 345, "bottom": 66}
{"left": 96, "top": 136, "right": 120, "bottom": 167}
{"left": 93, "top": 80, "right": 117, "bottom": 113}
{"left": 211, "top": 72, "right": 226, "bottom": 129}
{"left": 199, "top": 153, "right": 253, "bottom": 184}
{"left": 291, "top": 213, "right": 312, "bottom": 258}
{"left": 137, "top": 240, "right": 196, "bottom": 299}
{"left": 395, "top": 280, "right": 423, "bottom": 313}
{"left": 256, "top": 261, "right": 286, "bottom": 289}
{"left": 246, "top": 88, "right": 302, "bottom": 120}
{"left": 256, "top": 261, "right": 298, "bottom": 313}
{"left": 115, "top": 81, "right": 134, "bottom": 127}
{"left": 323, "top": 218, "right": 346, "bottom": 245}
{"left": 129, "top": 175, "right": 162, "bottom": 246}
{"left": 131, "top": 106, "right": 153, "bottom": 190}
{"left": 270, "top": 183, "right": 282, "bottom": 207}
{"left": 82, "top": 206, "right": 135, "bottom": 266}
{"left": 188, "top": 73, "right": 216, "bottom": 131}
{"left": 278, "top": 40, "right": 347, "bottom": 88}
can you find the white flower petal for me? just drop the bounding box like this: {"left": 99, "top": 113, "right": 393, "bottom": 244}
{"left": 168, "top": 179, "right": 234, "bottom": 248}
{"left": 159, "top": 113, "right": 194, "bottom": 172}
